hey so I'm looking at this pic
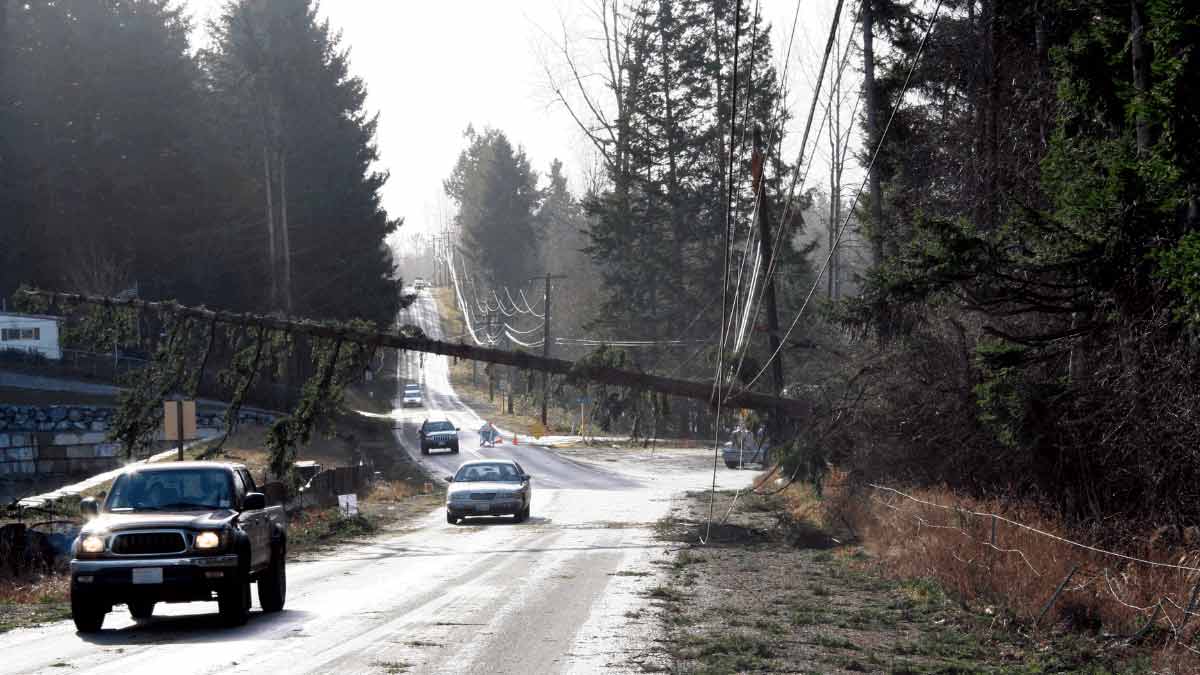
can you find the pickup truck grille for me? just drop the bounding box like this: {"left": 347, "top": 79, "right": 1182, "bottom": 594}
{"left": 111, "top": 531, "right": 187, "bottom": 555}
{"left": 469, "top": 493, "right": 496, "bottom": 501}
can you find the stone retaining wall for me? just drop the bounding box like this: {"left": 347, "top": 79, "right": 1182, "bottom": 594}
{"left": 0, "top": 405, "right": 275, "bottom": 483}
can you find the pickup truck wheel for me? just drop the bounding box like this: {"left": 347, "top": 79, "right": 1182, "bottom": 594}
{"left": 128, "top": 600, "right": 155, "bottom": 621}
{"left": 257, "top": 547, "right": 286, "bottom": 613}
{"left": 218, "top": 572, "right": 251, "bottom": 627}
{"left": 70, "top": 592, "right": 106, "bottom": 633}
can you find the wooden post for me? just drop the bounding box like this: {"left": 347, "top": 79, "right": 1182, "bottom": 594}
{"left": 1178, "top": 581, "right": 1200, "bottom": 633}
{"left": 1036, "top": 565, "right": 1078, "bottom": 628}
{"left": 176, "top": 400, "right": 184, "bottom": 461}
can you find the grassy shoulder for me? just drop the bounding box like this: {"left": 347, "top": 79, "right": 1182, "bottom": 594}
{"left": 643, "top": 488, "right": 1151, "bottom": 674}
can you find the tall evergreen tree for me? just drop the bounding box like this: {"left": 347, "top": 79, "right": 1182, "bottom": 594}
{"left": 0, "top": 0, "right": 215, "bottom": 300}
{"left": 443, "top": 127, "right": 541, "bottom": 292}
{"left": 577, "top": 0, "right": 808, "bottom": 385}
{"left": 205, "top": 0, "right": 400, "bottom": 325}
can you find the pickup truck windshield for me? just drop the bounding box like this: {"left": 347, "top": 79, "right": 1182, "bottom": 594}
{"left": 107, "top": 468, "right": 234, "bottom": 512}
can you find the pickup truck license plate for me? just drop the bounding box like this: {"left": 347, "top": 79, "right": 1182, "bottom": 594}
{"left": 132, "top": 568, "right": 163, "bottom": 584}
{"left": 475, "top": 503, "right": 490, "bottom": 513}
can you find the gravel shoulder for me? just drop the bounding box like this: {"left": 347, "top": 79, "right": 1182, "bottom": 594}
{"left": 639, "top": 488, "right": 1150, "bottom": 674}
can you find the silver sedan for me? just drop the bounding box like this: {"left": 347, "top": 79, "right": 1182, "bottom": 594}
{"left": 445, "top": 459, "right": 532, "bottom": 525}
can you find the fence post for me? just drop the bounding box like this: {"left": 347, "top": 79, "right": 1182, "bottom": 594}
{"left": 1036, "top": 564, "right": 1079, "bottom": 628}
{"left": 1179, "top": 581, "right": 1200, "bottom": 634}
{"left": 1130, "top": 602, "right": 1163, "bottom": 644}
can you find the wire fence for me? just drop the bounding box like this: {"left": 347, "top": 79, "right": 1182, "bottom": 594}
{"left": 860, "top": 482, "right": 1200, "bottom": 654}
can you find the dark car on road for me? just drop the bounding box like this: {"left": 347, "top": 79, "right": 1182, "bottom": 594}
{"left": 68, "top": 462, "right": 287, "bottom": 632}
{"left": 419, "top": 418, "right": 459, "bottom": 455}
{"left": 445, "top": 459, "right": 532, "bottom": 525}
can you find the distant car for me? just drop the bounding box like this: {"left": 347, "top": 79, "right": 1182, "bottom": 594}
{"left": 445, "top": 459, "right": 531, "bottom": 525}
{"left": 402, "top": 384, "right": 422, "bottom": 407}
{"left": 401, "top": 286, "right": 417, "bottom": 297}
{"left": 413, "top": 278, "right": 428, "bottom": 289}
{"left": 419, "top": 419, "right": 459, "bottom": 455}
{"left": 723, "top": 441, "right": 768, "bottom": 469}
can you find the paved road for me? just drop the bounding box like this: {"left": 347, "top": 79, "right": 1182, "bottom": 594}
{"left": 0, "top": 289, "right": 752, "bottom": 674}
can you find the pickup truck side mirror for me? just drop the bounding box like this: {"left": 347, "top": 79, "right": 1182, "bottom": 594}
{"left": 243, "top": 492, "right": 267, "bottom": 510}
{"left": 80, "top": 497, "right": 99, "bottom": 519}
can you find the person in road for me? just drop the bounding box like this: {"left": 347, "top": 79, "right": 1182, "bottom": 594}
{"left": 479, "top": 420, "right": 498, "bottom": 447}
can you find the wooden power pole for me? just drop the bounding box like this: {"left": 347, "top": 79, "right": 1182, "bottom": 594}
{"left": 535, "top": 273, "right": 568, "bottom": 426}
{"left": 26, "top": 289, "right": 813, "bottom": 416}
{"left": 752, "top": 127, "right": 785, "bottom": 398}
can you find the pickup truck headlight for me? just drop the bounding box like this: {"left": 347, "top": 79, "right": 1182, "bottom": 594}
{"left": 194, "top": 531, "right": 221, "bottom": 550}
{"left": 79, "top": 534, "right": 106, "bottom": 555}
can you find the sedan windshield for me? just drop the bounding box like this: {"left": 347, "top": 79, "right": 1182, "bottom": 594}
{"left": 455, "top": 463, "right": 523, "bottom": 482}
{"left": 107, "top": 469, "right": 233, "bottom": 512}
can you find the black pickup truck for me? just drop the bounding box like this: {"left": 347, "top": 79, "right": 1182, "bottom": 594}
{"left": 69, "top": 461, "right": 287, "bottom": 632}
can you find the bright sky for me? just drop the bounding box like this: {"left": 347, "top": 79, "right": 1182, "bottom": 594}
{"left": 184, "top": 1, "right": 861, "bottom": 245}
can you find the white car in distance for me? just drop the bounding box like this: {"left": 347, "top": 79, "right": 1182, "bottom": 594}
{"left": 402, "top": 383, "right": 423, "bottom": 407}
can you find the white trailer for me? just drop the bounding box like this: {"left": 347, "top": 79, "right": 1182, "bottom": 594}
{"left": 0, "top": 312, "right": 63, "bottom": 360}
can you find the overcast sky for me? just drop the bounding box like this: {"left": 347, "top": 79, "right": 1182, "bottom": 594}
{"left": 184, "top": 1, "right": 861, "bottom": 245}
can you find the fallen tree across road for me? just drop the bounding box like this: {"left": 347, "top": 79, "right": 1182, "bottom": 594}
{"left": 22, "top": 289, "right": 812, "bottom": 417}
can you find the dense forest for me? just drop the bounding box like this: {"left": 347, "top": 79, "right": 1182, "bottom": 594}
{"left": 0, "top": 0, "right": 400, "bottom": 326}
{"left": 528, "top": 0, "right": 1200, "bottom": 528}
{"left": 824, "top": 0, "right": 1200, "bottom": 528}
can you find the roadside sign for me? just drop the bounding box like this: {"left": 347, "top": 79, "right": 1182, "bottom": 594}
{"left": 163, "top": 400, "right": 197, "bottom": 441}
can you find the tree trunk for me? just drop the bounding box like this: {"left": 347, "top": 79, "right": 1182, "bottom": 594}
{"left": 1130, "top": 0, "right": 1151, "bottom": 156}
{"left": 279, "top": 148, "right": 293, "bottom": 314}
{"left": 263, "top": 145, "right": 278, "bottom": 309}
{"left": 983, "top": 0, "right": 998, "bottom": 230}
{"left": 660, "top": 0, "right": 685, "bottom": 323}
{"left": 827, "top": 55, "right": 841, "bottom": 300}
{"left": 862, "top": 0, "right": 885, "bottom": 265}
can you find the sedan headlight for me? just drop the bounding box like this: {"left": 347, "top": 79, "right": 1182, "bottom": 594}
{"left": 79, "top": 535, "right": 106, "bottom": 555}
{"left": 194, "top": 531, "right": 221, "bottom": 550}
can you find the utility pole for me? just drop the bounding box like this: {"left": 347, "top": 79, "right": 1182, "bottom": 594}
{"left": 752, "top": 127, "right": 786, "bottom": 401}
{"left": 488, "top": 311, "right": 496, "bottom": 402}
{"left": 533, "top": 273, "right": 568, "bottom": 426}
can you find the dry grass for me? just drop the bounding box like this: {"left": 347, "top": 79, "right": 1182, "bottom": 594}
{"left": 362, "top": 479, "right": 423, "bottom": 504}
{"left": 822, "top": 481, "right": 1200, "bottom": 669}
{"left": 0, "top": 572, "right": 67, "bottom": 605}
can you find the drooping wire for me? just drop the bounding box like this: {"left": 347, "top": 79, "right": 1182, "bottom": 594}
{"left": 703, "top": 0, "right": 745, "bottom": 547}
{"left": 734, "top": 0, "right": 947, "bottom": 398}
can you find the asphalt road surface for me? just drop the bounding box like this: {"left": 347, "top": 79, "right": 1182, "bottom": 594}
{"left": 0, "top": 289, "right": 753, "bottom": 674}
